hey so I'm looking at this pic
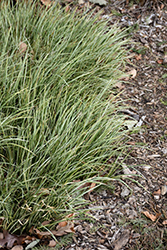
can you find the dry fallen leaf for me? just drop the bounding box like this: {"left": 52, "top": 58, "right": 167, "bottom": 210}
{"left": 19, "top": 42, "right": 27, "bottom": 54}
{"left": 29, "top": 228, "right": 50, "bottom": 239}
{"left": 24, "top": 235, "right": 36, "bottom": 245}
{"left": 160, "top": 3, "right": 164, "bottom": 9}
{"left": 157, "top": 59, "right": 163, "bottom": 64}
{"left": 162, "top": 220, "right": 167, "bottom": 225}
{"left": 48, "top": 240, "right": 57, "bottom": 247}
{"left": 142, "top": 211, "right": 161, "bottom": 222}
{"left": 41, "top": 220, "right": 52, "bottom": 226}
{"left": 55, "top": 221, "right": 75, "bottom": 236}
{"left": 135, "top": 54, "right": 142, "bottom": 60}
{"left": 153, "top": 189, "right": 161, "bottom": 196}
{"left": 127, "top": 69, "right": 137, "bottom": 79}
{"left": 0, "top": 230, "right": 25, "bottom": 249}
{"left": 11, "top": 245, "right": 23, "bottom": 250}
{"left": 41, "top": 0, "right": 52, "bottom": 6}
{"left": 30, "top": 221, "right": 75, "bottom": 239}
{"left": 161, "top": 185, "right": 167, "bottom": 195}
{"left": 58, "top": 221, "right": 67, "bottom": 227}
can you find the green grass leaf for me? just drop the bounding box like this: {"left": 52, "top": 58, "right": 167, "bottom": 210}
{"left": 0, "top": 0, "right": 132, "bottom": 233}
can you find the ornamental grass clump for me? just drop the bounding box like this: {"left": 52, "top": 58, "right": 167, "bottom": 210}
{"left": 0, "top": 0, "right": 130, "bottom": 233}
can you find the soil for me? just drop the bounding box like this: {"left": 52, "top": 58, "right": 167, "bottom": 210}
{"left": 63, "top": 0, "right": 167, "bottom": 249}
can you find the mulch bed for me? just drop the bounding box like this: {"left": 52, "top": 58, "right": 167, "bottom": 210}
{"left": 64, "top": 1, "right": 167, "bottom": 249}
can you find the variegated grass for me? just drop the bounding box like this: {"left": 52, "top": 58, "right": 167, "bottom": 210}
{"left": 0, "top": 0, "right": 132, "bottom": 233}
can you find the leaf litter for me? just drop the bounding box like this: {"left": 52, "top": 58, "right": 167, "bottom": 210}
{"left": 0, "top": 230, "right": 25, "bottom": 249}
{"left": 0, "top": 220, "right": 75, "bottom": 249}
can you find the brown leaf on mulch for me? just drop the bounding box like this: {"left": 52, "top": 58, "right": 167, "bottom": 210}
{"left": 153, "top": 189, "right": 161, "bottom": 196}
{"left": 161, "top": 185, "right": 167, "bottom": 195}
{"left": 41, "top": 220, "right": 52, "bottom": 226}
{"left": 30, "top": 221, "right": 75, "bottom": 239}
{"left": 0, "top": 214, "right": 75, "bottom": 249}
{"left": 162, "top": 220, "right": 167, "bottom": 225}
{"left": 48, "top": 239, "right": 57, "bottom": 247}
{"left": 135, "top": 54, "right": 142, "bottom": 60}
{"left": 142, "top": 211, "right": 161, "bottom": 222}
{"left": 11, "top": 245, "right": 23, "bottom": 250}
{"left": 157, "top": 59, "right": 163, "bottom": 64}
{"left": 127, "top": 69, "right": 137, "bottom": 79}
{"left": 0, "top": 230, "right": 25, "bottom": 249}
{"left": 152, "top": 188, "right": 161, "bottom": 199}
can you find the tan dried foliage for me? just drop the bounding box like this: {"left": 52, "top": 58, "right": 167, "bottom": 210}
{"left": 11, "top": 245, "right": 23, "bottom": 250}
{"left": 30, "top": 221, "right": 75, "bottom": 239}
{"left": 142, "top": 211, "right": 161, "bottom": 222}
{"left": 19, "top": 42, "right": 27, "bottom": 54}
{"left": 0, "top": 230, "right": 25, "bottom": 249}
{"left": 48, "top": 240, "right": 57, "bottom": 247}
{"left": 41, "top": 0, "right": 52, "bottom": 6}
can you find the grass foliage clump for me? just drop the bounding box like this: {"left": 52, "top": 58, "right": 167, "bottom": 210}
{"left": 0, "top": 0, "right": 130, "bottom": 233}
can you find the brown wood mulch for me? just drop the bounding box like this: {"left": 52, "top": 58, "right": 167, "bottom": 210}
{"left": 63, "top": 1, "right": 167, "bottom": 249}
